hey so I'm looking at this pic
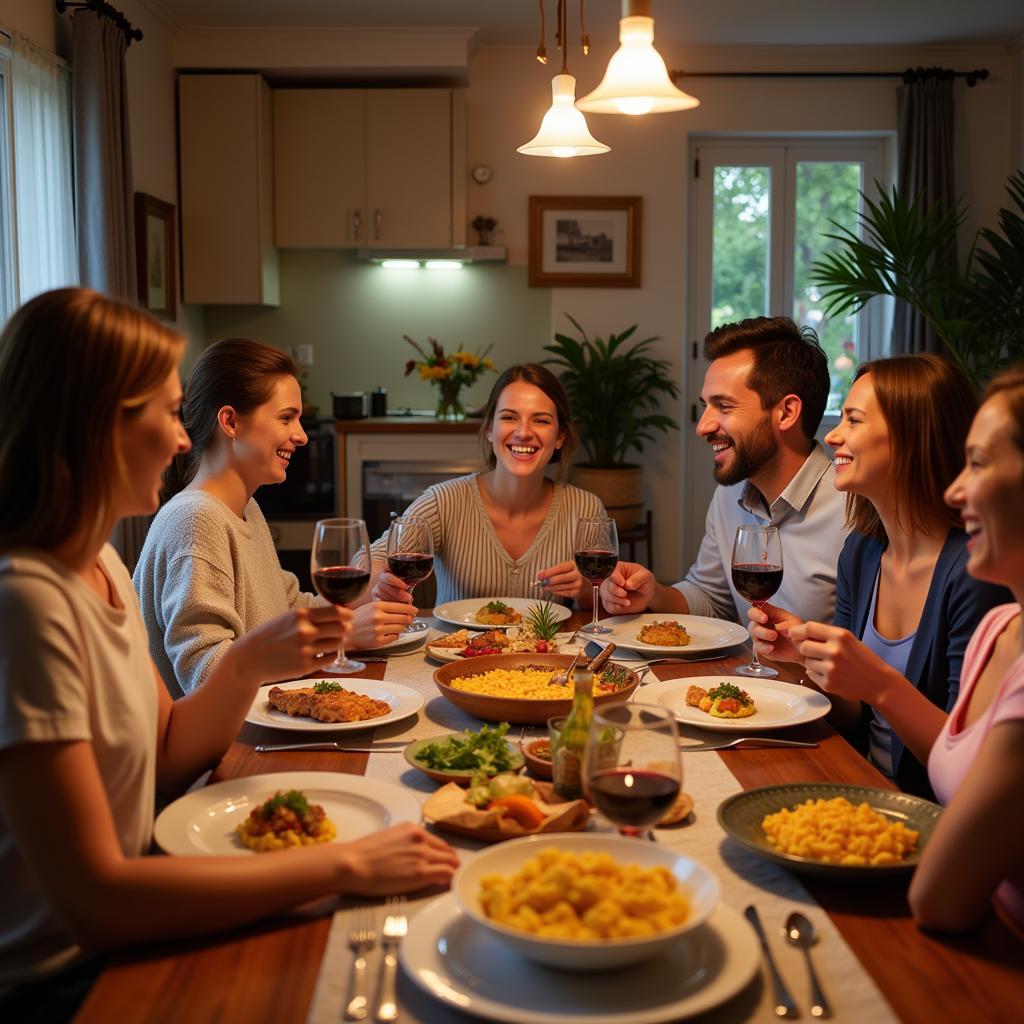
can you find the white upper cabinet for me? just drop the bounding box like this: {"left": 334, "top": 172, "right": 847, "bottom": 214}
{"left": 179, "top": 74, "right": 279, "bottom": 306}
{"left": 273, "top": 88, "right": 466, "bottom": 250}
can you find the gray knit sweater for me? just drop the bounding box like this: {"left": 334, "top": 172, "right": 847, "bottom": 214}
{"left": 133, "top": 490, "right": 316, "bottom": 697}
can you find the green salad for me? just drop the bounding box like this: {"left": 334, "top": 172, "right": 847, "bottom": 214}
{"left": 415, "top": 723, "right": 516, "bottom": 774}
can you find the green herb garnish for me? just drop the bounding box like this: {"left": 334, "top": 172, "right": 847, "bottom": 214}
{"left": 599, "top": 664, "right": 633, "bottom": 690}
{"left": 416, "top": 723, "right": 515, "bottom": 774}
{"left": 313, "top": 681, "right": 343, "bottom": 694}
{"left": 260, "top": 789, "right": 309, "bottom": 819}
{"left": 708, "top": 682, "right": 750, "bottom": 703}
{"left": 484, "top": 600, "right": 512, "bottom": 614}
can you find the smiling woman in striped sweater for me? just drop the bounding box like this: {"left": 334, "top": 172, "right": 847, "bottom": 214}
{"left": 371, "top": 364, "right": 606, "bottom": 608}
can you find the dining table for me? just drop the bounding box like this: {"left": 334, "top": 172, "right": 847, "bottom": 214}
{"left": 74, "top": 611, "right": 1024, "bottom": 1024}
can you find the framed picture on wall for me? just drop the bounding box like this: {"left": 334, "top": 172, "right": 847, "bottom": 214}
{"left": 528, "top": 195, "right": 642, "bottom": 287}
{"left": 134, "top": 192, "right": 176, "bottom": 319}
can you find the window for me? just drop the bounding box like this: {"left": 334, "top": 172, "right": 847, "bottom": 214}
{"left": 0, "top": 30, "right": 77, "bottom": 324}
{"left": 692, "top": 139, "right": 889, "bottom": 415}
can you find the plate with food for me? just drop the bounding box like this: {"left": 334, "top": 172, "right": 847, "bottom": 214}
{"left": 594, "top": 614, "right": 749, "bottom": 656}
{"left": 434, "top": 653, "right": 639, "bottom": 724}
{"left": 404, "top": 724, "right": 525, "bottom": 784}
{"left": 717, "top": 782, "right": 942, "bottom": 879}
{"left": 434, "top": 597, "right": 572, "bottom": 631}
{"left": 153, "top": 771, "right": 421, "bottom": 857}
{"left": 350, "top": 624, "right": 433, "bottom": 655}
{"left": 640, "top": 676, "right": 830, "bottom": 732}
{"left": 245, "top": 678, "right": 424, "bottom": 733}
{"left": 427, "top": 603, "right": 576, "bottom": 662}
{"left": 422, "top": 773, "right": 591, "bottom": 843}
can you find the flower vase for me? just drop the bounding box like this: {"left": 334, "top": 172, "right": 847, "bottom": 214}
{"left": 435, "top": 380, "right": 466, "bottom": 421}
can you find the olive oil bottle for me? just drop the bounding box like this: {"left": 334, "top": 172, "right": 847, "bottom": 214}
{"left": 552, "top": 666, "right": 593, "bottom": 800}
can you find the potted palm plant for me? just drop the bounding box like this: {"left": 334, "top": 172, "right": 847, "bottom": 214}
{"left": 543, "top": 315, "right": 680, "bottom": 530}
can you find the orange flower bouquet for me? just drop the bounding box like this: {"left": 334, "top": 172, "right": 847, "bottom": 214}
{"left": 403, "top": 335, "right": 496, "bottom": 420}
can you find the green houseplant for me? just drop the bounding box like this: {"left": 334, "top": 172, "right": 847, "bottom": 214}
{"left": 543, "top": 315, "right": 680, "bottom": 529}
{"left": 810, "top": 171, "right": 1024, "bottom": 391}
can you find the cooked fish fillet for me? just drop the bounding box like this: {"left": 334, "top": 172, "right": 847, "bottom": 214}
{"left": 267, "top": 686, "right": 391, "bottom": 723}
{"left": 685, "top": 685, "right": 708, "bottom": 707}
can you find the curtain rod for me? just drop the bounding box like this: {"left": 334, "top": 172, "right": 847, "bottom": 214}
{"left": 54, "top": 1, "right": 143, "bottom": 47}
{"left": 672, "top": 66, "right": 989, "bottom": 87}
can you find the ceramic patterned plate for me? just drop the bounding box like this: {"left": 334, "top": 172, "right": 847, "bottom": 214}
{"left": 433, "top": 597, "right": 572, "bottom": 631}
{"left": 640, "top": 676, "right": 831, "bottom": 732}
{"left": 717, "top": 782, "right": 942, "bottom": 879}
{"left": 153, "top": 772, "right": 421, "bottom": 857}
{"left": 594, "top": 614, "right": 749, "bottom": 655}
{"left": 400, "top": 893, "right": 759, "bottom": 1024}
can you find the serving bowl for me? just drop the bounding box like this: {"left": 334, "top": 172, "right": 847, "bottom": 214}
{"left": 433, "top": 654, "right": 639, "bottom": 725}
{"left": 453, "top": 833, "right": 720, "bottom": 971}
{"left": 403, "top": 734, "right": 525, "bottom": 785}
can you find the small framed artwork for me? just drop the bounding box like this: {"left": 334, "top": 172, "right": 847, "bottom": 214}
{"left": 528, "top": 195, "right": 642, "bottom": 287}
{"left": 134, "top": 192, "right": 176, "bottom": 319}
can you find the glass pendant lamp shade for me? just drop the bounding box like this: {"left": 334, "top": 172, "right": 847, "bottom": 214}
{"left": 518, "top": 74, "right": 610, "bottom": 158}
{"left": 577, "top": 15, "right": 700, "bottom": 115}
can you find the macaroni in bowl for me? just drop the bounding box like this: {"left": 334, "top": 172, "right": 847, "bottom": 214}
{"left": 761, "top": 796, "right": 919, "bottom": 866}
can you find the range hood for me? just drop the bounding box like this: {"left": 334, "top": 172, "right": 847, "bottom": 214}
{"left": 357, "top": 245, "right": 507, "bottom": 266}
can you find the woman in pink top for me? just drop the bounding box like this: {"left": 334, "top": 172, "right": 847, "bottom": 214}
{"left": 909, "top": 365, "right": 1024, "bottom": 932}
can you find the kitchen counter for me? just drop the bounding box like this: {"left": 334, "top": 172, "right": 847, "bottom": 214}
{"left": 333, "top": 416, "right": 482, "bottom": 434}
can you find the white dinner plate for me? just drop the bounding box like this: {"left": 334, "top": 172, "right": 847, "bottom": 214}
{"left": 425, "top": 630, "right": 581, "bottom": 663}
{"left": 349, "top": 625, "right": 432, "bottom": 655}
{"left": 433, "top": 597, "right": 572, "bottom": 631}
{"left": 244, "top": 678, "right": 424, "bottom": 733}
{"left": 400, "top": 893, "right": 759, "bottom": 1024}
{"left": 640, "top": 676, "right": 831, "bottom": 733}
{"left": 594, "top": 614, "right": 749, "bottom": 655}
{"left": 153, "top": 771, "right": 421, "bottom": 857}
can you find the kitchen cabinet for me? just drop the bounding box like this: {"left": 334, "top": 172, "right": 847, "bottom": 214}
{"left": 179, "top": 74, "right": 279, "bottom": 306}
{"left": 274, "top": 88, "right": 466, "bottom": 249}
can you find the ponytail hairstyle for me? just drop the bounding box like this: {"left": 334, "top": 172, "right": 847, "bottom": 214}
{"left": 162, "top": 337, "right": 298, "bottom": 501}
{"left": 0, "top": 288, "right": 184, "bottom": 558}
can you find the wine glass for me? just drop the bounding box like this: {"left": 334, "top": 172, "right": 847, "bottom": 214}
{"left": 385, "top": 515, "right": 434, "bottom": 634}
{"left": 731, "top": 523, "right": 784, "bottom": 678}
{"left": 574, "top": 516, "right": 618, "bottom": 635}
{"left": 585, "top": 703, "right": 681, "bottom": 839}
{"left": 311, "top": 517, "right": 372, "bottom": 674}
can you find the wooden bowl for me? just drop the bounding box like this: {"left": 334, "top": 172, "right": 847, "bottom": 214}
{"left": 403, "top": 735, "right": 525, "bottom": 785}
{"left": 521, "top": 737, "right": 553, "bottom": 780}
{"left": 432, "top": 654, "right": 639, "bottom": 725}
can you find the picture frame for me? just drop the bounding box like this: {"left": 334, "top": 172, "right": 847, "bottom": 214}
{"left": 528, "top": 195, "right": 642, "bottom": 287}
{"left": 134, "top": 192, "right": 176, "bottom": 319}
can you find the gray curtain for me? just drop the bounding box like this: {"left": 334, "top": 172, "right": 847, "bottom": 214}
{"left": 71, "top": 12, "right": 148, "bottom": 569}
{"left": 891, "top": 71, "right": 956, "bottom": 356}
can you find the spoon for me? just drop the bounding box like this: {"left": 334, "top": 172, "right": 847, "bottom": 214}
{"left": 784, "top": 911, "right": 832, "bottom": 1018}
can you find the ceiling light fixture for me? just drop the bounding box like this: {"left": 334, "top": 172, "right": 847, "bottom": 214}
{"left": 518, "top": 0, "right": 609, "bottom": 158}
{"left": 577, "top": 0, "right": 700, "bottom": 115}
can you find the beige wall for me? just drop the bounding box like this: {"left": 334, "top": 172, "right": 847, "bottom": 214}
{"left": 0, "top": 0, "right": 58, "bottom": 51}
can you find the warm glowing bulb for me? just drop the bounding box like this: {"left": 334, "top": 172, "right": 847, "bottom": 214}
{"left": 517, "top": 74, "right": 610, "bottom": 158}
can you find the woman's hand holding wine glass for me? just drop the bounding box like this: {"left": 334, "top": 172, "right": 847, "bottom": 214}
{"left": 574, "top": 516, "right": 618, "bottom": 635}
{"left": 311, "top": 517, "right": 372, "bottom": 674}
{"left": 731, "top": 523, "right": 783, "bottom": 678}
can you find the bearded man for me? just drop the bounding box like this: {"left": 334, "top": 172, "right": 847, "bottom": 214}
{"left": 601, "top": 316, "right": 848, "bottom": 625}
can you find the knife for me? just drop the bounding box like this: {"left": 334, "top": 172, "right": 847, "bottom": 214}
{"left": 254, "top": 741, "right": 407, "bottom": 753}
{"left": 744, "top": 905, "right": 799, "bottom": 1018}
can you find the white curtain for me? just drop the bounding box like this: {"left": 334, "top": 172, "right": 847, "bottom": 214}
{"left": 11, "top": 32, "right": 77, "bottom": 304}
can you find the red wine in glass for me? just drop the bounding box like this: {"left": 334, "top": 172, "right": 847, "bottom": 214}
{"left": 386, "top": 553, "right": 434, "bottom": 586}
{"left": 386, "top": 516, "right": 435, "bottom": 633}
{"left": 311, "top": 517, "right": 371, "bottom": 674}
{"left": 732, "top": 564, "right": 783, "bottom": 604}
{"left": 574, "top": 549, "right": 618, "bottom": 584}
{"left": 588, "top": 768, "right": 681, "bottom": 829}
{"left": 312, "top": 566, "right": 372, "bottom": 605}
{"left": 731, "top": 524, "right": 783, "bottom": 678}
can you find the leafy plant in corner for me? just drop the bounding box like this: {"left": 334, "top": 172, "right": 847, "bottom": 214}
{"left": 543, "top": 315, "right": 680, "bottom": 468}
{"left": 810, "top": 172, "right": 1024, "bottom": 391}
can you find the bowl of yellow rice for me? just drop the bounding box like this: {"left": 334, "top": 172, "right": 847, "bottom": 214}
{"left": 433, "top": 654, "right": 639, "bottom": 724}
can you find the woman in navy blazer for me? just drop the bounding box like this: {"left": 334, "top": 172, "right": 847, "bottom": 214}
{"left": 750, "top": 355, "right": 1010, "bottom": 798}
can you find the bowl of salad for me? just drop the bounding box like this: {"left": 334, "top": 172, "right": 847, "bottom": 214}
{"left": 404, "top": 723, "right": 525, "bottom": 784}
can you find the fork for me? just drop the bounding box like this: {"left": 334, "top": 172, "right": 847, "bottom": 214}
{"left": 680, "top": 737, "right": 818, "bottom": 753}
{"left": 344, "top": 905, "right": 377, "bottom": 1021}
{"left": 374, "top": 896, "right": 408, "bottom": 1022}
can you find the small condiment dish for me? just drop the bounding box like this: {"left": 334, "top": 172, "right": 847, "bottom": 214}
{"left": 520, "top": 737, "right": 553, "bottom": 780}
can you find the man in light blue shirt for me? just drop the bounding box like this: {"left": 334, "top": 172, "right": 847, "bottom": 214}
{"left": 601, "top": 316, "right": 848, "bottom": 626}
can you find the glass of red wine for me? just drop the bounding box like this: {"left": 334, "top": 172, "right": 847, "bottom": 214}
{"left": 385, "top": 515, "right": 434, "bottom": 634}
{"left": 586, "top": 703, "right": 681, "bottom": 839}
{"left": 731, "top": 523, "right": 783, "bottom": 678}
{"left": 311, "top": 517, "right": 372, "bottom": 674}
{"left": 574, "top": 516, "right": 618, "bottom": 635}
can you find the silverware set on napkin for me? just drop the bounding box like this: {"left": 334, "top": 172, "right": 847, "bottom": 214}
{"left": 345, "top": 896, "right": 408, "bottom": 1022}
{"left": 745, "top": 904, "right": 832, "bottom": 1018}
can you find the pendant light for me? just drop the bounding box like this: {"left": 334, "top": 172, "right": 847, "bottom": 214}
{"left": 518, "top": 0, "right": 609, "bottom": 158}
{"left": 577, "top": 0, "right": 700, "bottom": 115}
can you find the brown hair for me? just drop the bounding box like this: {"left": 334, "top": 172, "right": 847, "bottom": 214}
{"left": 162, "top": 337, "right": 298, "bottom": 500}
{"left": 703, "top": 316, "right": 829, "bottom": 439}
{"left": 982, "top": 363, "right": 1024, "bottom": 456}
{"left": 0, "top": 287, "right": 184, "bottom": 558}
{"left": 845, "top": 354, "right": 977, "bottom": 543}
{"left": 479, "top": 363, "right": 578, "bottom": 480}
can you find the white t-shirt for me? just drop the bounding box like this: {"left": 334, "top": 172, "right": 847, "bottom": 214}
{"left": 0, "top": 545, "right": 158, "bottom": 988}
